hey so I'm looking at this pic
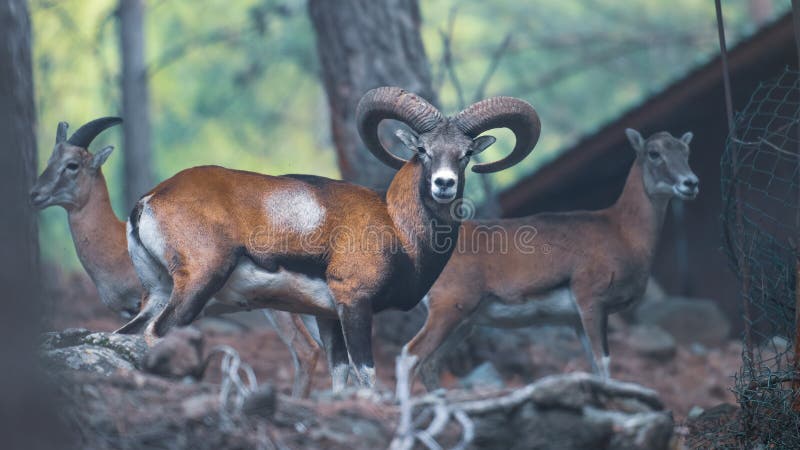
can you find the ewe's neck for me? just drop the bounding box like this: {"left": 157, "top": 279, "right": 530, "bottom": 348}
{"left": 609, "top": 159, "right": 671, "bottom": 261}
{"left": 386, "top": 158, "right": 459, "bottom": 268}
{"left": 67, "top": 171, "right": 129, "bottom": 278}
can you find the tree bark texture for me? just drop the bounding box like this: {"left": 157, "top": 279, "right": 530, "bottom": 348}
{"left": 119, "top": 0, "right": 153, "bottom": 210}
{"left": 309, "top": 0, "right": 437, "bottom": 191}
{"left": 0, "top": 2, "right": 68, "bottom": 447}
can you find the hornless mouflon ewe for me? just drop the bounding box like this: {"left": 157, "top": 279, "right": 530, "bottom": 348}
{"left": 30, "top": 117, "right": 143, "bottom": 318}
{"left": 403, "top": 129, "right": 699, "bottom": 388}
{"left": 116, "top": 87, "right": 541, "bottom": 390}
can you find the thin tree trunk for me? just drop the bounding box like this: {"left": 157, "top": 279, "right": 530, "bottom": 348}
{"left": 309, "top": 0, "right": 437, "bottom": 191}
{"left": 0, "top": 1, "right": 67, "bottom": 447}
{"left": 119, "top": 0, "right": 153, "bottom": 210}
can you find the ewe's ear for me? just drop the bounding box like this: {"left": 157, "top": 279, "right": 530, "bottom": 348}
{"left": 625, "top": 128, "right": 645, "bottom": 153}
{"left": 395, "top": 128, "right": 420, "bottom": 150}
{"left": 91, "top": 145, "right": 114, "bottom": 170}
{"left": 680, "top": 131, "right": 694, "bottom": 145}
{"left": 470, "top": 135, "right": 496, "bottom": 156}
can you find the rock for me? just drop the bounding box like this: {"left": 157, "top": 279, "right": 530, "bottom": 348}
{"left": 685, "top": 403, "right": 740, "bottom": 449}
{"left": 143, "top": 326, "right": 205, "bottom": 379}
{"left": 374, "top": 302, "right": 427, "bottom": 347}
{"left": 636, "top": 297, "right": 731, "bottom": 346}
{"left": 644, "top": 277, "right": 668, "bottom": 303}
{"left": 607, "top": 313, "right": 628, "bottom": 332}
{"left": 242, "top": 384, "right": 277, "bottom": 418}
{"left": 525, "top": 373, "right": 664, "bottom": 411}
{"left": 464, "top": 373, "right": 672, "bottom": 450}
{"left": 628, "top": 324, "right": 676, "bottom": 360}
{"left": 41, "top": 328, "right": 92, "bottom": 350}
{"left": 688, "top": 406, "right": 705, "bottom": 419}
{"left": 181, "top": 394, "right": 219, "bottom": 420}
{"left": 459, "top": 361, "right": 504, "bottom": 389}
{"left": 40, "top": 330, "right": 148, "bottom": 376}
{"left": 689, "top": 342, "right": 708, "bottom": 356}
{"left": 760, "top": 335, "right": 790, "bottom": 353}
{"left": 621, "top": 277, "right": 666, "bottom": 322}
{"left": 44, "top": 345, "right": 136, "bottom": 375}
{"left": 83, "top": 332, "right": 149, "bottom": 366}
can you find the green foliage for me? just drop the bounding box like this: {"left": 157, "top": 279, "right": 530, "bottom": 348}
{"left": 30, "top": 0, "right": 334, "bottom": 269}
{"left": 421, "top": 0, "right": 788, "bottom": 190}
{"left": 28, "top": 0, "right": 788, "bottom": 269}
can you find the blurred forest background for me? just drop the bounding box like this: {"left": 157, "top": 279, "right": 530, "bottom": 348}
{"left": 31, "top": 0, "right": 788, "bottom": 269}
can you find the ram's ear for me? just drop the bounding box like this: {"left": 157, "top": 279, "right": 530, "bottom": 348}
{"left": 470, "top": 135, "right": 496, "bottom": 156}
{"left": 395, "top": 128, "right": 420, "bottom": 149}
{"left": 91, "top": 145, "right": 114, "bottom": 170}
{"left": 625, "top": 128, "right": 645, "bottom": 153}
{"left": 680, "top": 131, "right": 694, "bottom": 145}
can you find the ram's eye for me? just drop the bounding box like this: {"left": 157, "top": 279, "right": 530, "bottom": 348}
{"left": 417, "top": 146, "right": 427, "bottom": 155}
{"left": 66, "top": 162, "right": 79, "bottom": 171}
{"left": 647, "top": 151, "right": 661, "bottom": 161}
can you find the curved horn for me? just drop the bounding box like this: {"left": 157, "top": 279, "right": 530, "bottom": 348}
{"left": 66, "top": 117, "right": 123, "bottom": 149}
{"left": 356, "top": 87, "right": 443, "bottom": 170}
{"left": 55, "top": 122, "right": 68, "bottom": 144}
{"left": 453, "top": 97, "right": 541, "bottom": 173}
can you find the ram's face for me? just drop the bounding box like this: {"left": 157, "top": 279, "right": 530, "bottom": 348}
{"left": 396, "top": 123, "right": 495, "bottom": 204}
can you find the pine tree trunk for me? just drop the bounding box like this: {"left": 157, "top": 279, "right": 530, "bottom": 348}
{"left": 308, "top": 0, "right": 437, "bottom": 191}
{"left": 119, "top": 0, "right": 153, "bottom": 210}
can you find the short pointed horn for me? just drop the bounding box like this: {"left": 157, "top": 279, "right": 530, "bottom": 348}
{"left": 55, "top": 122, "right": 68, "bottom": 144}
{"left": 66, "top": 117, "right": 123, "bottom": 149}
{"left": 453, "top": 97, "right": 541, "bottom": 173}
{"left": 356, "top": 87, "right": 443, "bottom": 170}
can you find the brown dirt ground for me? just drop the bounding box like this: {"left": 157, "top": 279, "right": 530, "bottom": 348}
{"left": 44, "top": 268, "right": 742, "bottom": 424}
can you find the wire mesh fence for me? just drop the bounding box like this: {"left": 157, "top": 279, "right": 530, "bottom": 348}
{"left": 717, "top": 66, "right": 800, "bottom": 448}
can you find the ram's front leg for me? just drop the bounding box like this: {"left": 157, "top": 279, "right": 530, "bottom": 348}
{"left": 328, "top": 277, "right": 375, "bottom": 387}
{"left": 336, "top": 297, "right": 375, "bottom": 388}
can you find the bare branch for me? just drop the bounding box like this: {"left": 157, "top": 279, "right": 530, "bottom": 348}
{"left": 438, "top": 6, "right": 465, "bottom": 110}
{"left": 472, "top": 33, "right": 512, "bottom": 103}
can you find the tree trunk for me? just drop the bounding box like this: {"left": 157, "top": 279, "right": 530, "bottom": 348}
{"left": 119, "top": 0, "right": 153, "bottom": 210}
{"left": 0, "top": 1, "right": 68, "bottom": 447}
{"left": 308, "top": 0, "right": 437, "bottom": 191}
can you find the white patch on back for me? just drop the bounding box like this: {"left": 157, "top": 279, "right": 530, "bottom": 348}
{"left": 265, "top": 189, "right": 325, "bottom": 234}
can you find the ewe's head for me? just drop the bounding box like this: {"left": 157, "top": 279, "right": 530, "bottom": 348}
{"left": 356, "top": 87, "right": 540, "bottom": 204}
{"left": 30, "top": 117, "right": 122, "bottom": 210}
{"left": 625, "top": 128, "right": 699, "bottom": 200}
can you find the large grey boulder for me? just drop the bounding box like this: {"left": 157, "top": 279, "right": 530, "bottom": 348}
{"left": 636, "top": 297, "right": 731, "bottom": 346}
{"left": 622, "top": 277, "right": 667, "bottom": 322}
{"left": 41, "top": 329, "right": 148, "bottom": 376}
{"left": 628, "top": 324, "right": 677, "bottom": 360}
{"left": 143, "top": 326, "right": 205, "bottom": 379}
{"left": 459, "top": 361, "right": 504, "bottom": 389}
